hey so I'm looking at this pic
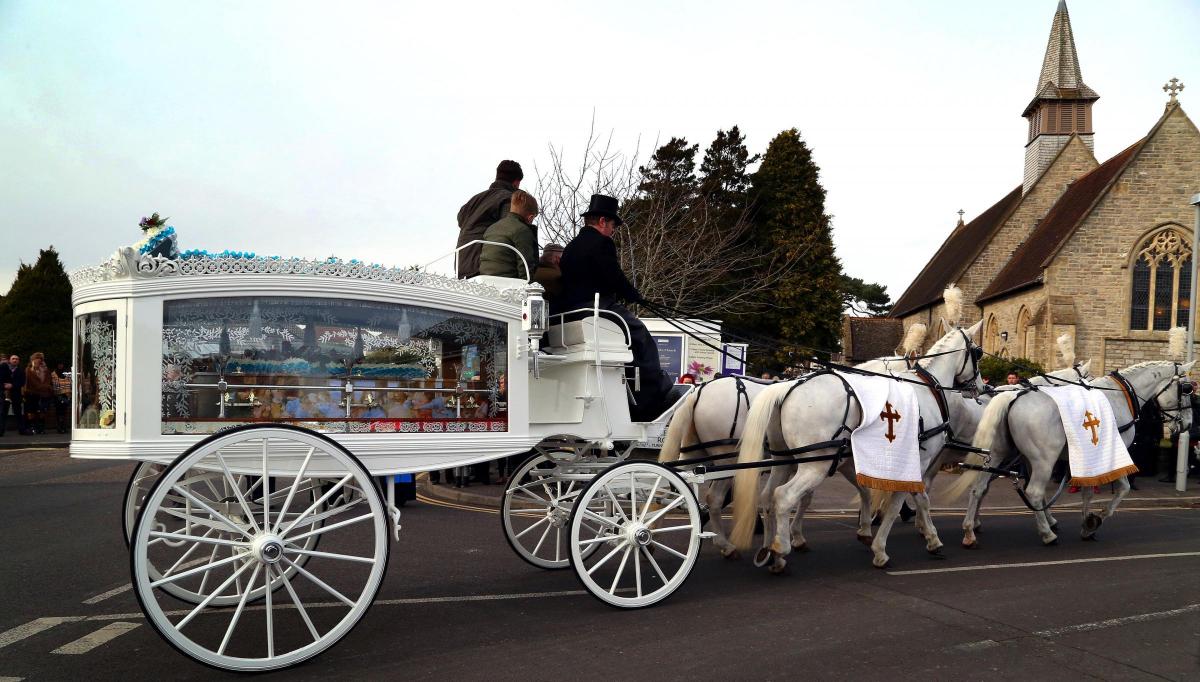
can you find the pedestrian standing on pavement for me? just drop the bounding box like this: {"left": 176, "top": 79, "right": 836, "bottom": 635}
{"left": 456, "top": 160, "right": 523, "bottom": 280}
{"left": 52, "top": 363, "right": 71, "bottom": 434}
{"left": 24, "top": 353, "right": 54, "bottom": 435}
{"left": 0, "top": 355, "right": 26, "bottom": 435}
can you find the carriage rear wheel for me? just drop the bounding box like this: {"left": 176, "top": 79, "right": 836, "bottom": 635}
{"left": 130, "top": 424, "right": 389, "bottom": 672}
{"left": 568, "top": 461, "right": 701, "bottom": 609}
{"left": 501, "top": 453, "right": 604, "bottom": 569}
{"left": 123, "top": 460, "right": 323, "bottom": 606}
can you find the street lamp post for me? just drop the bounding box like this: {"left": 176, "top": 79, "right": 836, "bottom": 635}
{"left": 1179, "top": 193, "right": 1200, "bottom": 493}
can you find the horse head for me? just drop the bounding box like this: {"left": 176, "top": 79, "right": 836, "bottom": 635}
{"left": 919, "top": 319, "right": 984, "bottom": 392}
{"left": 1119, "top": 360, "right": 1196, "bottom": 437}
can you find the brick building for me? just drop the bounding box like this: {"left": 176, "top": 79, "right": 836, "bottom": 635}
{"left": 890, "top": 1, "right": 1200, "bottom": 378}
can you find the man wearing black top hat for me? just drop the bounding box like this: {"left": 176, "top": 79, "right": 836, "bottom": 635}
{"left": 456, "top": 160, "right": 523, "bottom": 279}
{"left": 560, "top": 194, "right": 671, "bottom": 420}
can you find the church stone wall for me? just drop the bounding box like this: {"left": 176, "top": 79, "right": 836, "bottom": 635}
{"left": 1044, "top": 106, "right": 1200, "bottom": 373}
{"left": 960, "top": 137, "right": 1098, "bottom": 322}
{"left": 979, "top": 288, "right": 1050, "bottom": 371}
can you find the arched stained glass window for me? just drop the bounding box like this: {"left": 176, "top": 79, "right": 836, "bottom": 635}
{"left": 1130, "top": 228, "right": 1192, "bottom": 332}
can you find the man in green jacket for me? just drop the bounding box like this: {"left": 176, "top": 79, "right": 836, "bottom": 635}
{"left": 479, "top": 190, "right": 540, "bottom": 281}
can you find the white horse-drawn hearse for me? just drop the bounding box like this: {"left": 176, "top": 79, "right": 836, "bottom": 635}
{"left": 70, "top": 244, "right": 707, "bottom": 671}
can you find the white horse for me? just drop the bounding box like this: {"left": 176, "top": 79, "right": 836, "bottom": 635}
{"left": 950, "top": 360, "right": 1193, "bottom": 547}
{"left": 728, "top": 321, "right": 984, "bottom": 571}
{"left": 658, "top": 353, "right": 919, "bottom": 559}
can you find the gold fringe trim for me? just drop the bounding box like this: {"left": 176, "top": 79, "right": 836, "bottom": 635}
{"left": 856, "top": 473, "right": 925, "bottom": 493}
{"left": 1069, "top": 464, "right": 1139, "bottom": 487}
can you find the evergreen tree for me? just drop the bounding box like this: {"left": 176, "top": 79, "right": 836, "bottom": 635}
{"left": 636, "top": 137, "right": 698, "bottom": 209}
{"left": 841, "top": 275, "right": 892, "bottom": 317}
{"left": 745, "top": 129, "right": 844, "bottom": 365}
{"left": 0, "top": 247, "right": 74, "bottom": 367}
{"left": 698, "top": 125, "right": 759, "bottom": 213}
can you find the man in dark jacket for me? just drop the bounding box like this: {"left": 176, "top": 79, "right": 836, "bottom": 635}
{"left": 456, "top": 160, "right": 523, "bottom": 279}
{"left": 560, "top": 194, "right": 670, "bottom": 420}
{"left": 479, "top": 190, "right": 539, "bottom": 280}
{"left": 0, "top": 354, "right": 26, "bottom": 435}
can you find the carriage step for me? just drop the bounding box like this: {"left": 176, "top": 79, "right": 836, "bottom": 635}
{"left": 698, "top": 532, "right": 716, "bottom": 540}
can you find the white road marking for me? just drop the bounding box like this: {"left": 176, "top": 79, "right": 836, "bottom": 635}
{"left": 51, "top": 622, "right": 140, "bottom": 655}
{"left": 887, "top": 551, "right": 1200, "bottom": 576}
{"left": 1031, "top": 602, "right": 1200, "bottom": 637}
{"left": 0, "top": 676, "right": 26, "bottom": 681}
{"left": 0, "top": 617, "right": 83, "bottom": 650}
{"left": 81, "top": 584, "right": 131, "bottom": 605}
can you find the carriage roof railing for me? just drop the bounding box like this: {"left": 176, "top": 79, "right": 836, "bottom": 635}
{"left": 421, "top": 239, "right": 533, "bottom": 283}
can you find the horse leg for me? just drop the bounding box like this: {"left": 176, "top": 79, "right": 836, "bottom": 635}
{"left": 789, "top": 489, "right": 814, "bottom": 551}
{"left": 703, "top": 478, "right": 738, "bottom": 558}
{"left": 766, "top": 466, "right": 825, "bottom": 574}
{"left": 912, "top": 489, "right": 943, "bottom": 554}
{"left": 870, "top": 492, "right": 908, "bottom": 568}
{"left": 838, "top": 464, "right": 873, "bottom": 544}
{"left": 1023, "top": 457, "right": 1058, "bottom": 546}
{"left": 1084, "top": 476, "right": 1130, "bottom": 538}
{"left": 961, "top": 475, "right": 991, "bottom": 548}
{"left": 754, "top": 466, "right": 788, "bottom": 562}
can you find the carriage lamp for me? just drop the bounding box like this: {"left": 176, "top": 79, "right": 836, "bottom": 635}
{"left": 523, "top": 283, "right": 549, "bottom": 378}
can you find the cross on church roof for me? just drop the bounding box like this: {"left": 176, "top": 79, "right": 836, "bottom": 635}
{"left": 1164, "top": 77, "right": 1185, "bottom": 105}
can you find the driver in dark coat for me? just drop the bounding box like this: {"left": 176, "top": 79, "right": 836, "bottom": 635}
{"left": 560, "top": 194, "right": 670, "bottom": 420}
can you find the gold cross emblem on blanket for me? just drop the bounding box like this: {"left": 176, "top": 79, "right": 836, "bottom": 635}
{"left": 880, "top": 402, "right": 901, "bottom": 443}
{"left": 1082, "top": 410, "right": 1101, "bottom": 446}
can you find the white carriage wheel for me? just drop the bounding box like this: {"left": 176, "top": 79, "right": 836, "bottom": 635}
{"left": 131, "top": 424, "right": 389, "bottom": 672}
{"left": 568, "top": 461, "right": 701, "bottom": 609}
{"left": 123, "top": 460, "right": 323, "bottom": 606}
{"left": 501, "top": 452, "right": 602, "bottom": 570}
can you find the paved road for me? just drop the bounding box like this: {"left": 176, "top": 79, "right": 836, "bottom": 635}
{"left": 1, "top": 449, "right": 1198, "bottom": 681}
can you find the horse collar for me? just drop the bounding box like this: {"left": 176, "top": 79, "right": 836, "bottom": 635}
{"left": 913, "top": 364, "right": 950, "bottom": 422}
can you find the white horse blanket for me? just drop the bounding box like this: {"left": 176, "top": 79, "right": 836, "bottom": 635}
{"left": 840, "top": 372, "right": 925, "bottom": 493}
{"left": 1040, "top": 384, "right": 1138, "bottom": 486}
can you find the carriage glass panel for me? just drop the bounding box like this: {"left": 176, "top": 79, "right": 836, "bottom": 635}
{"left": 75, "top": 310, "right": 119, "bottom": 429}
{"left": 160, "top": 296, "right": 508, "bottom": 435}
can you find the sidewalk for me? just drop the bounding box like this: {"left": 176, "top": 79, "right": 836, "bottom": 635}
{"left": 417, "top": 466, "right": 1200, "bottom": 513}
{"left": 0, "top": 429, "right": 71, "bottom": 450}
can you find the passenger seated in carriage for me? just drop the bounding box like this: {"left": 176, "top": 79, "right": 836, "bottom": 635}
{"left": 479, "top": 190, "right": 540, "bottom": 281}
{"left": 560, "top": 194, "right": 671, "bottom": 421}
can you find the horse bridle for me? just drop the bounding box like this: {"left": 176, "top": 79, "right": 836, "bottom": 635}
{"left": 954, "top": 328, "right": 984, "bottom": 391}
{"left": 1114, "top": 364, "right": 1194, "bottom": 433}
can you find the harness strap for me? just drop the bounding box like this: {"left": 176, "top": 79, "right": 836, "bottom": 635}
{"left": 1108, "top": 370, "right": 1139, "bottom": 433}
{"left": 678, "top": 438, "right": 739, "bottom": 455}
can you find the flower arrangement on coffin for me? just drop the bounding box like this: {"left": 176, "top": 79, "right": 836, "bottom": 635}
{"left": 687, "top": 360, "right": 715, "bottom": 379}
{"left": 134, "top": 212, "right": 180, "bottom": 259}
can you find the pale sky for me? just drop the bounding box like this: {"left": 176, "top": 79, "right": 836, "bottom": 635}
{"left": 2, "top": 0, "right": 1198, "bottom": 304}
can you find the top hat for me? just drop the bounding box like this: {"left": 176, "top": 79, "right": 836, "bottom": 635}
{"left": 580, "top": 194, "right": 623, "bottom": 226}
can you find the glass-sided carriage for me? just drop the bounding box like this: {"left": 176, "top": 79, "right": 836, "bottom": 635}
{"left": 69, "top": 248, "right": 703, "bottom": 671}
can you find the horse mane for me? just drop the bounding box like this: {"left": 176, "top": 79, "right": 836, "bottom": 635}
{"left": 1119, "top": 359, "right": 1178, "bottom": 372}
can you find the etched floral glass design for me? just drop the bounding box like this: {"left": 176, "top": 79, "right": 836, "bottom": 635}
{"left": 161, "top": 296, "right": 508, "bottom": 434}
{"left": 76, "top": 311, "right": 118, "bottom": 429}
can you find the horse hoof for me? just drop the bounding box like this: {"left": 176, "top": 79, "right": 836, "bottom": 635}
{"left": 1083, "top": 513, "right": 1103, "bottom": 532}
{"left": 1081, "top": 533, "right": 1098, "bottom": 542}
{"left": 753, "top": 547, "right": 772, "bottom": 568}
{"left": 962, "top": 540, "right": 980, "bottom": 550}
{"left": 856, "top": 534, "right": 873, "bottom": 546}
{"left": 1043, "top": 536, "right": 1059, "bottom": 546}
{"left": 768, "top": 562, "right": 787, "bottom": 575}
{"left": 927, "top": 546, "right": 946, "bottom": 559}
{"left": 722, "top": 548, "right": 741, "bottom": 561}
{"left": 873, "top": 559, "right": 891, "bottom": 569}
{"left": 793, "top": 541, "right": 810, "bottom": 553}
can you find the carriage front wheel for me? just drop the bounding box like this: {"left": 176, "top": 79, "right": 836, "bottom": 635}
{"left": 568, "top": 461, "right": 701, "bottom": 609}
{"left": 130, "top": 424, "right": 389, "bottom": 672}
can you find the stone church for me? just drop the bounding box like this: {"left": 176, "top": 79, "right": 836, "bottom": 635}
{"left": 890, "top": 0, "right": 1200, "bottom": 375}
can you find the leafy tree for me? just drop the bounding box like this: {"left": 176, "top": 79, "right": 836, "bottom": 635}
{"left": 0, "top": 247, "right": 74, "bottom": 367}
{"left": 742, "top": 128, "right": 844, "bottom": 366}
{"left": 841, "top": 275, "right": 891, "bottom": 317}
{"left": 979, "top": 356, "right": 1046, "bottom": 385}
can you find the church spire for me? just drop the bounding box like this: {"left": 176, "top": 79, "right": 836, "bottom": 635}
{"left": 1021, "top": 0, "right": 1099, "bottom": 193}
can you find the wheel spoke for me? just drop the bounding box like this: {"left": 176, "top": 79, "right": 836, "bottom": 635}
{"left": 581, "top": 507, "right": 621, "bottom": 530}
{"left": 217, "top": 563, "right": 261, "bottom": 655}
{"left": 151, "top": 551, "right": 245, "bottom": 589}
{"left": 610, "top": 546, "right": 631, "bottom": 595}
{"left": 640, "top": 476, "right": 662, "bottom": 521}
{"left": 284, "top": 546, "right": 376, "bottom": 565}
{"left": 282, "top": 495, "right": 364, "bottom": 534}
{"left": 197, "top": 543, "right": 220, "bottom": 593}
{"left": 158, "top": 507, "right": 244, "bottom": 536}
{"left": 273, "top": 446, "right": 316, "bottom": 534}
{"left": 640, "top": 545, "right": 668, "bottom": 583}
{"left": 633, "top": 541, "right": 643, "bottom": 598}
{"left": 649, "top": 540, "right": 688, "bottom": 561}
{"left": 643, "top": 494, "right": 686, "bottom": 527}
{"left": 262, "top": 438, "right": 270, "bottom": 531}
{"left": 649, "top": 524, "right": 695, "bottom": 535}
{"left": 511, "top": 485, "right": 550, "bottom": 505}
{"left": 513, "top": 515, "right": 550, "bottom": 540}
{"left": 162, "top": 527, "right": 217, "bottom": 577}
{"left": 171, "top": 484, "right": 253, "bottom": 539}
{"left": 214, "top": 451, "right": 261, "bottom": 534}
{"left": 281, "top": 556, "right": 356, "bottom": 607}
{"left": 628, "top": 471, "right": 637, "bottom": 522}
{"left": 577, "top": 532, "right": 620, "bottom": 547}
{"left": 554, "top": 526, "right": 561, "bottom": 563}
{"left": 280, "top": 474, "right": 354, "bottom": 536}
{"left": 531, "top": 518, "right": 554, "bottom": 557}
{"left": 149, "top": 530, "right": 248, "bottom": 548}
{"left": 603, "top": 486, "right": 630, "bottom": 524}
{"left": 176, "top": 558, "right": 256, "bottom": 630}
{"left": 265, "top": 551, "right": 274, "bottom": 659}
{"left": 283, "top": 512, "right": 374, "bottom": 543}
{"left": 270, "top": 564, "right": 320, "bottom": 643}
{"left": 586, "top": 542, "right": 627, "bottom": 576}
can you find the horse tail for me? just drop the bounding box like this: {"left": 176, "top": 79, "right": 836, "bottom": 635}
{"left": 659, "top": 390, "right": 699, "bottom": 463}
{"left": 943, "top": 391, "right": 1018, "bottom": 500}
{"left": 729, "top": 381, "right": 793, "bottom": 551}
